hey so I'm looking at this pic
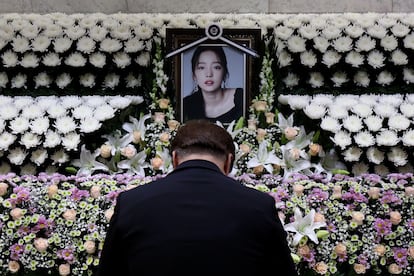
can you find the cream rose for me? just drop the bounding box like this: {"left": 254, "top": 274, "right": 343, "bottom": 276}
{"left": 405, "top": 186, "right": 414, "bottom": 197}
{"left": 289, "top": 148, "right": 301, "bottom": 160}
{"left": 59, "top": 263, "right": 71, "bottom": 276}
{"left": 100, "top": 144, "right": 112, "bottom": 158}
{"left": 354, "top": 263, "right": 366, "bottom": 274}
{"left": 293, "top": 184, "right": 305, "bottom": 196}
{"left": 121, "top": 145, "right": 137, "bottom": 159}
{"left": 408, "top": 246, "right": 414, "bottom": 258}
{"left": 105, "top": 208, "right": 114, "bottom": 222}
{"left": 132, "top": 130, "right": 142, "bottom": 144}
{"left": 151, "top": 157, "right": 164, "bottom": 170}
{"left": 256, "top": 128, "right": 266, "bottom": 142}
{"left": 284, "top": 126, "right": 299, "bottom": 140}
{"left": 314, "top": 262, "right": 328, "bottom": 274}
{"left": 265, "top": 112, "right": 275, "bottom": 124}
{"left": 332, "top": 185, "right": 342, "bottom": 199}
{"left": 334, "top": 243, "right": 347, "bottom": 256}
{"left": 0, "top": 182, "right": 9, "bottom": 196}
{"left": 298, "top": 245, "right": 311, "bottom": 257}
{"left": 247, "top": 118, "right": 257, "bottom": 130}
{"left": 158, "top": 98, "right": 170, "bottom": 109}
{"left": 389, "top": 211, "right": 402, "bottom": 225}
{"left": 84, "top": 240, "right": 96, "bottom": 254}
{"left": 153, "top": 112, "right": 165, "bottom": 123}
{"left": 8, "top": 261, "right": 20, "bottom": 273}
{"left": 34, "top": 237, "right": 49, "bottom": 252}
{"left": 47, "top": 184, "right": 59, "bottom": 198}
{"left": 388, "top": 263, "right": 402, "bottom": 274}
{"left": 374, "top": 244, "right": 386, "bottom": 256}
{"left": 159, "top": 132, "right": 170, "bottom": 143}
{"left": 10, "top": 208, "right": 24, "bottom": 220}
{"left": 351, "top": 211, "right": 365, "bottom": 225}
{"left": 252, "top": 165, "right": 264, "bottom": 175}
{"left": 90, "top": 185, "right": 101, "bottom": 198}
{"left": 368, "top": 187, "right": 381, "bottom": 199}
{"left": 253, "top": 100, "right": 267, "bottom": 112}
{"left": 314, "top": 213, "right": 326, "bottom": 223}
{"left": 309, "top": 143, "right": 322, "bottom": 156}
{"left": 239, "top": 144, "right": 251, "bottom": 154}
{"left": 62, "top": 209, "right": 76, "bottom": 221}
{"left": 167, "top": 119, "right": 180, "bottom": 131}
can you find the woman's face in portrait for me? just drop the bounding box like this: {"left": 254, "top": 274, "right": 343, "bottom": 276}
{"left": 193, "top": 50, "right": 225, "bottom": 93}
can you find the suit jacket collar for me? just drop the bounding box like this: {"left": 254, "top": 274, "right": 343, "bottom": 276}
{"left": 172, "top": 159, "right": 222, "bottom": 174}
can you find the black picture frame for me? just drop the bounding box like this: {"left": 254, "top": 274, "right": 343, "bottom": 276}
{"left": 166, "top": 28, "right": 262, "bottom": 124}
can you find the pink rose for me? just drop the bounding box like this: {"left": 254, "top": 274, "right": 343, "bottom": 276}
{"left": 0, "top": 182, "right": 9, "bottom": 196}
{"left": 84, "top": 240, "right": 96, "bottom": 254}
{"left": 59, "top": 264, "right": 71, "bottom": 276}
{"left": 289, "top": 148, "right": 301, "bottom": 160}
{"left": 293, "top": 184, "right": 304, "bottom": 196}
{"left": 62, "top": 209, "right": 76, "bottom": 221}
{"left": 47, "top": 184, "right": 59, "bottom": 198}
{"left": 351, "top": 211, "right": 365, "bottom": 225}
{"left": 90, "top": 185, "right": 101, "bottom": 198}
{"left": 314, "top": 262, "right": 328, "bottom": 274}
{"left": 405, "top": 186, "right": 414, "bottom": 197}
{"left": 121, "top": 145, "right": 137, "bottom": 159}
{"left": 389, "top": 211, "right": 402, "bottom": 225}
{"left": 332, "top": 185, "right": 342, "bottom": 199}
{"left": 8, "top": 261, "right": 20, "bottom": 273}
{"left": 367, "top": 187, "right": 380, "bottom": 199}
{"left": 408, "top": 246, "right": 414, "bottom": 258}
{"left": 284, "top": 127, "right": 299, "bottom": 140}
{"left": 34, "top": 237, "right": 49, "bottom": 252}
{"left": 151, "top": 157, "right": 164, "bottom": 171}
{"left": 10, "top": 208, "right": 24, "bottom": 220}
{"left": 100, "top": 144, "right": 112, "bottom": 158}
{"left": 314, "top": 213, "right": 325, "bottom": 223}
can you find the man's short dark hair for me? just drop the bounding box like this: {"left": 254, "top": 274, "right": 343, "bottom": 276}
{"left": 171, "top": 120, "right": 235, "bottom": 166}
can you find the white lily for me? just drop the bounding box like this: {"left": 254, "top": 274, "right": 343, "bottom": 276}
{"left": 284, "top": 208, "right": 326, "bottom": 246}
{"left": 102, "top": 130, "right": 132, "bottom": 155}
{"left": 277, "top": 112, "right": 295, "bottom": 131}
{"left": 72, "top": 145, "right": 109, "bottom": 176}
{"left": 122, "top": 113, "right": 151, "bottom": 142}
{"left": 216, "top": 120, "right": 242, "bottom": 139}
{"left": 246, "top": 140, "right": 282, "bottom": 173}
{"left": 117, "top": 150, "right": 149, "bottom": 176}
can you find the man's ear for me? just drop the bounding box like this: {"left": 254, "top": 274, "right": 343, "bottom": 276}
{"left": 172, "top": 151, "right": 179, "bottom": 168}
{"left": 223, "top": 153, "right": 233, "bottom": 175}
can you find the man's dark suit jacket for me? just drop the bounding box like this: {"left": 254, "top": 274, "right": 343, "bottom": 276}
{"left": 97, "top": 160, "right": 298, "bottom": 276}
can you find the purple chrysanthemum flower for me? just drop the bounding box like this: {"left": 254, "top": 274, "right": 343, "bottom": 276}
{"left": 70, "top": 187, "right": 90, "bottom": 201}
{"left": 393, "top": 247, "right": 408, "bottom": 267}
{"left": 374, "top": 218, "right": 392, "bottom": 238}
{"left": 57, "top": 248, "right": 75, "bottom": 263}
{"left": 10, "top": 244, "right": 25, "bottom": 260}
{"left": 380, "top": 190, "right": 402, "bottom": 205}
{"left": 306, "top": 188, "right": 329, "bottom": 203}
{"left": 407, "top": 219, "right": 414, "bottom": 232}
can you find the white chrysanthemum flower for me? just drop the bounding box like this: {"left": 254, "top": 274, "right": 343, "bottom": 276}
{"left": 64, "top": 25, "right": 86, "bottom": 40}
{"left": 403, "top": 68, "right": 414, "bottom": 84}
{"left": 334, "top": 94, "right": 359, "bottom": 108}
{"left": 30, "top": 148, "right": 48, "bottom": 166}
{"left": 300, "top": 50, "right": 317, "bottom": 68}
{"left": 89, "top": 25, "right": 108, "bottom": 41}
{"left": 298, "top": 24, "right": 318, "bottom": 39}
{"left": 331, "top": 130, "right": 352, "bottom": 149}
{"left": 322, "top": 50, "right": 341, "bottom": 68}
{"left": 367, "top": 50, "right": 385, "bottom": 69}
{"left": 406, "top": 94, "right": 414, "bottom": 103}
{"left": 345, "top": 51, "right": 364, "bottom": 67}
{"left": 0, "top": 119, "right": 5, "bottom": 132}
{"left": 274, "top": 25, "right": 294, "bottom": 40}
{"left": 8, "top": 147, "right": 27, "bottom": 165}
{"left": 403, "top": 33, "right": 414, "bottom": 50}
{"left": 54, "top": 116, "right": 77, "bottom": 134}
{"left": 321, "top": 25, "right": 341, "bottom": 40}
{"left": 113, "top": 52, "right": 131, "bottom": 69}
{"left": 124, "top": 38, "right": 145, "bottom": 53}
{"left": 134, "top": 24, "right": 153, "bottom": 40}
{"left": 9, "top": 117, "right": 30, "bottom": 134}
{"left": 94, "top": 104, "right": 116, "bottom": 121}
{"left": 390, "top": 50, "right": 408, "bottom": 65}
{"left": 354, "top": 131, "right": 375, "bottom": 147}
{"left": 136, "top": 52, "right": 151, "bottom": 67}
{"left": 353, "top": 71, "right": 370, "bottom": 87}
{"left": 398, "top": 163, "right": 414, "bottom": 173}
{"left": 366, "top": 147, "right": 385, "bottom": 164}
{"left": 20, "top": 132, "right": 41, "bottom": 148}
{"left": 55, "top": 15, "right": 75, "bottom": 28}
{"left": 287, "top": 35, "right": 306, "bottom": 53}
{"left": 376, "top": 71, "right": 395, "bottom": 86}
{"left": 374, "top": 164, "right": 389, "bottom": 176}
{"left": 61, "top": 132, "right": 81, "bottom": 151}
{"left": 43, "top": 131, "right": 61, "bottom": 148}
{"left": 313, "top": 36, "right": 329, "bottom": 53}
{"left": 278, "top": 51, "right": 293, "bottom": 67}
{"left": 283, "top": 72, "right": 299, "bottom": 88}
{"left": 11, "top": 36, "right": 30, "bottom": 52}
{"left": 65, "top": 52, "right": 87, "bottom": 67}
{"left": 330, "top": 16, "right": 350, "bottom": 28}
{"left": 351, "top": 103, "right": 372, "bottom": 117}
{"left": 388, "top": 114, "right": 411, "bottom": 131}
{"left": 125, "top": 73, "right": 142, "bottom": 88}
{"left": 20, "top": 53, "right": 39, "bottom": 68}
{"left": 0, "top": 72, "right": 8, "bottom": 88}
{"left": 387, "top": 147, "right": 408, "bottom": 166}
{"left": 76, "top": 36, "right": 96, "bottom": 54}
{"left": 14, "top": 96, "right": 33, "bottom": 109}
{"left": 0, "top": 132, "right": 16, "bottom": 150}
{"left": 359, "top": 94, "right": 379, "bottom": 106}
{"left": 88, "top": 52, "right": 106, "bottom": 68}
{"left": 42, "top": 53, "right": 61, "bottom": 66}
{"left": 111, "top": 24, "right": 132, "bottom": 40}
{"left": 31, "top": 35, "right": 51, "bottom": 52}
{"left": 43, "top": 24, "right": 63, "bottom": 38}
{"left": 328, "top": 104, "right": 348, "bottom": 119}
{"left": 0, "top": 162, "right": 11, "bottom": 174}
{"left": 380, "top": 35, "right": 398, "bottom": 51}
{"left": 331, "top": 71, "right": 348, "bottom": 87}
{"left": 367, "top": 24, "right": 386, "bottom": 39}
{"left": 20, "top": 24, "right": 40, "bottom": 39}
{"left": 364, "top": 116, "right": 383, "bottom": 132}
{"left": 0, "top": 95, "right": 13, "bottom": 106}
{"left": 100, "top": 38, "right": 122, "bottom": 53}
{"left": 79, "top": 117, "right": 102, "bottom": 133}
{"left": 352, "top": 162, "right": 369, "bottom": 176}
{"left": 379, "top": 94, "right": 404, "bottom": 106}
{"left": 354, "top": 14, "right": 378, "bottom": 28}
{"left": 283, "top": 17, "right": 302, "bottom": 28}
{"left": 320, "top": 116, "right": 341, "bottom": 132}
{"left": 287, "top": 95, "right": 310, "bottom": 110}
{"left": 51, "top": 149, "right": 69, "bottom": 164}
{"left": 303, "top": 103, "right": 326, "bottom": 119}
{"left": 343, "top": 115, "right": 364, "bottom": 132}
{"left": 53, "top": 37, "right": 72, "bottom": 53}
{"left": 2, "top": 50, "right": 19, "bottom": 67}
{"left": 0, "top": 104, "right": 19, "bottom": 120}
{"left": 108, "top": 96, "right": 132, "bottom": 109}
{"left": 30, "top": 117, "right": 49, "bottom": 135}
{"left": 355, "top": 35, "right": 376, "bottom": 52}
{"left": 72, "top": 105, "right": 93, "bottom": 119}
{"left": 309, "top": 16, "right": 327, "bottom": 28}
{"left": 333, "top": 36, "right": 353, "bottom": 52}
{"left": 84, "top": 95, "right": 105, "bottom": 107}
{"left": 103, "top": 73, "right": 120, "bottom": 89}
{"left": 60, "top": 96, "right": 82, "bottom": 109}
{"left": 55, "top": 73, "right": 72, "bottom": 89}
{"left": 402, "top": 129, "right": 414, "bottom": 146}
{"left": 345, "top": 24, "right": 364, "bottom": 38}
{"left": 308, "top": 72, "right": 324, "bottom": 88}
{"left": 21, "top": 104, "right": 43, "bottom": 119}
{"left": 343, "top": 146, "right": 362, "bottom": 162}
{"left": 34, "top": 72, "right": 52, "bottom": 88}
{"left": 391, "top": 23, "right": 410, "bottom": 37}
{"left": 376, "top": 130, "right": 399, "bottom": 146}
{"left": 310, "top": 94, "right": 334, "bottom": 106}
{"left": 377, "top": 16, "right": 396, "bottom": 28}
{"left": 400, "top": 102, "right": 414, "bottom": 117}
{"left": 79, "top": 73, "right": 96, "bottom": 88}
{"left": 47, "top": 105, "right": 66, "bottom": 118}
{"left": 374, "top": 103, "right": 397, "bottom": 118}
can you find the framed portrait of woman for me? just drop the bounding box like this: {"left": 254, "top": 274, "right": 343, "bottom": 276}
{"left": 166, "top": 27, "right": 262, "bottom": 124}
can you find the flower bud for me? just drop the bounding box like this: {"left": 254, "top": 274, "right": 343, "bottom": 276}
{"left": 309, "top": 143, "right": 322, "bottom": 156}
{"left": 316, "top": 230, "right": 329, "bottom": 239}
